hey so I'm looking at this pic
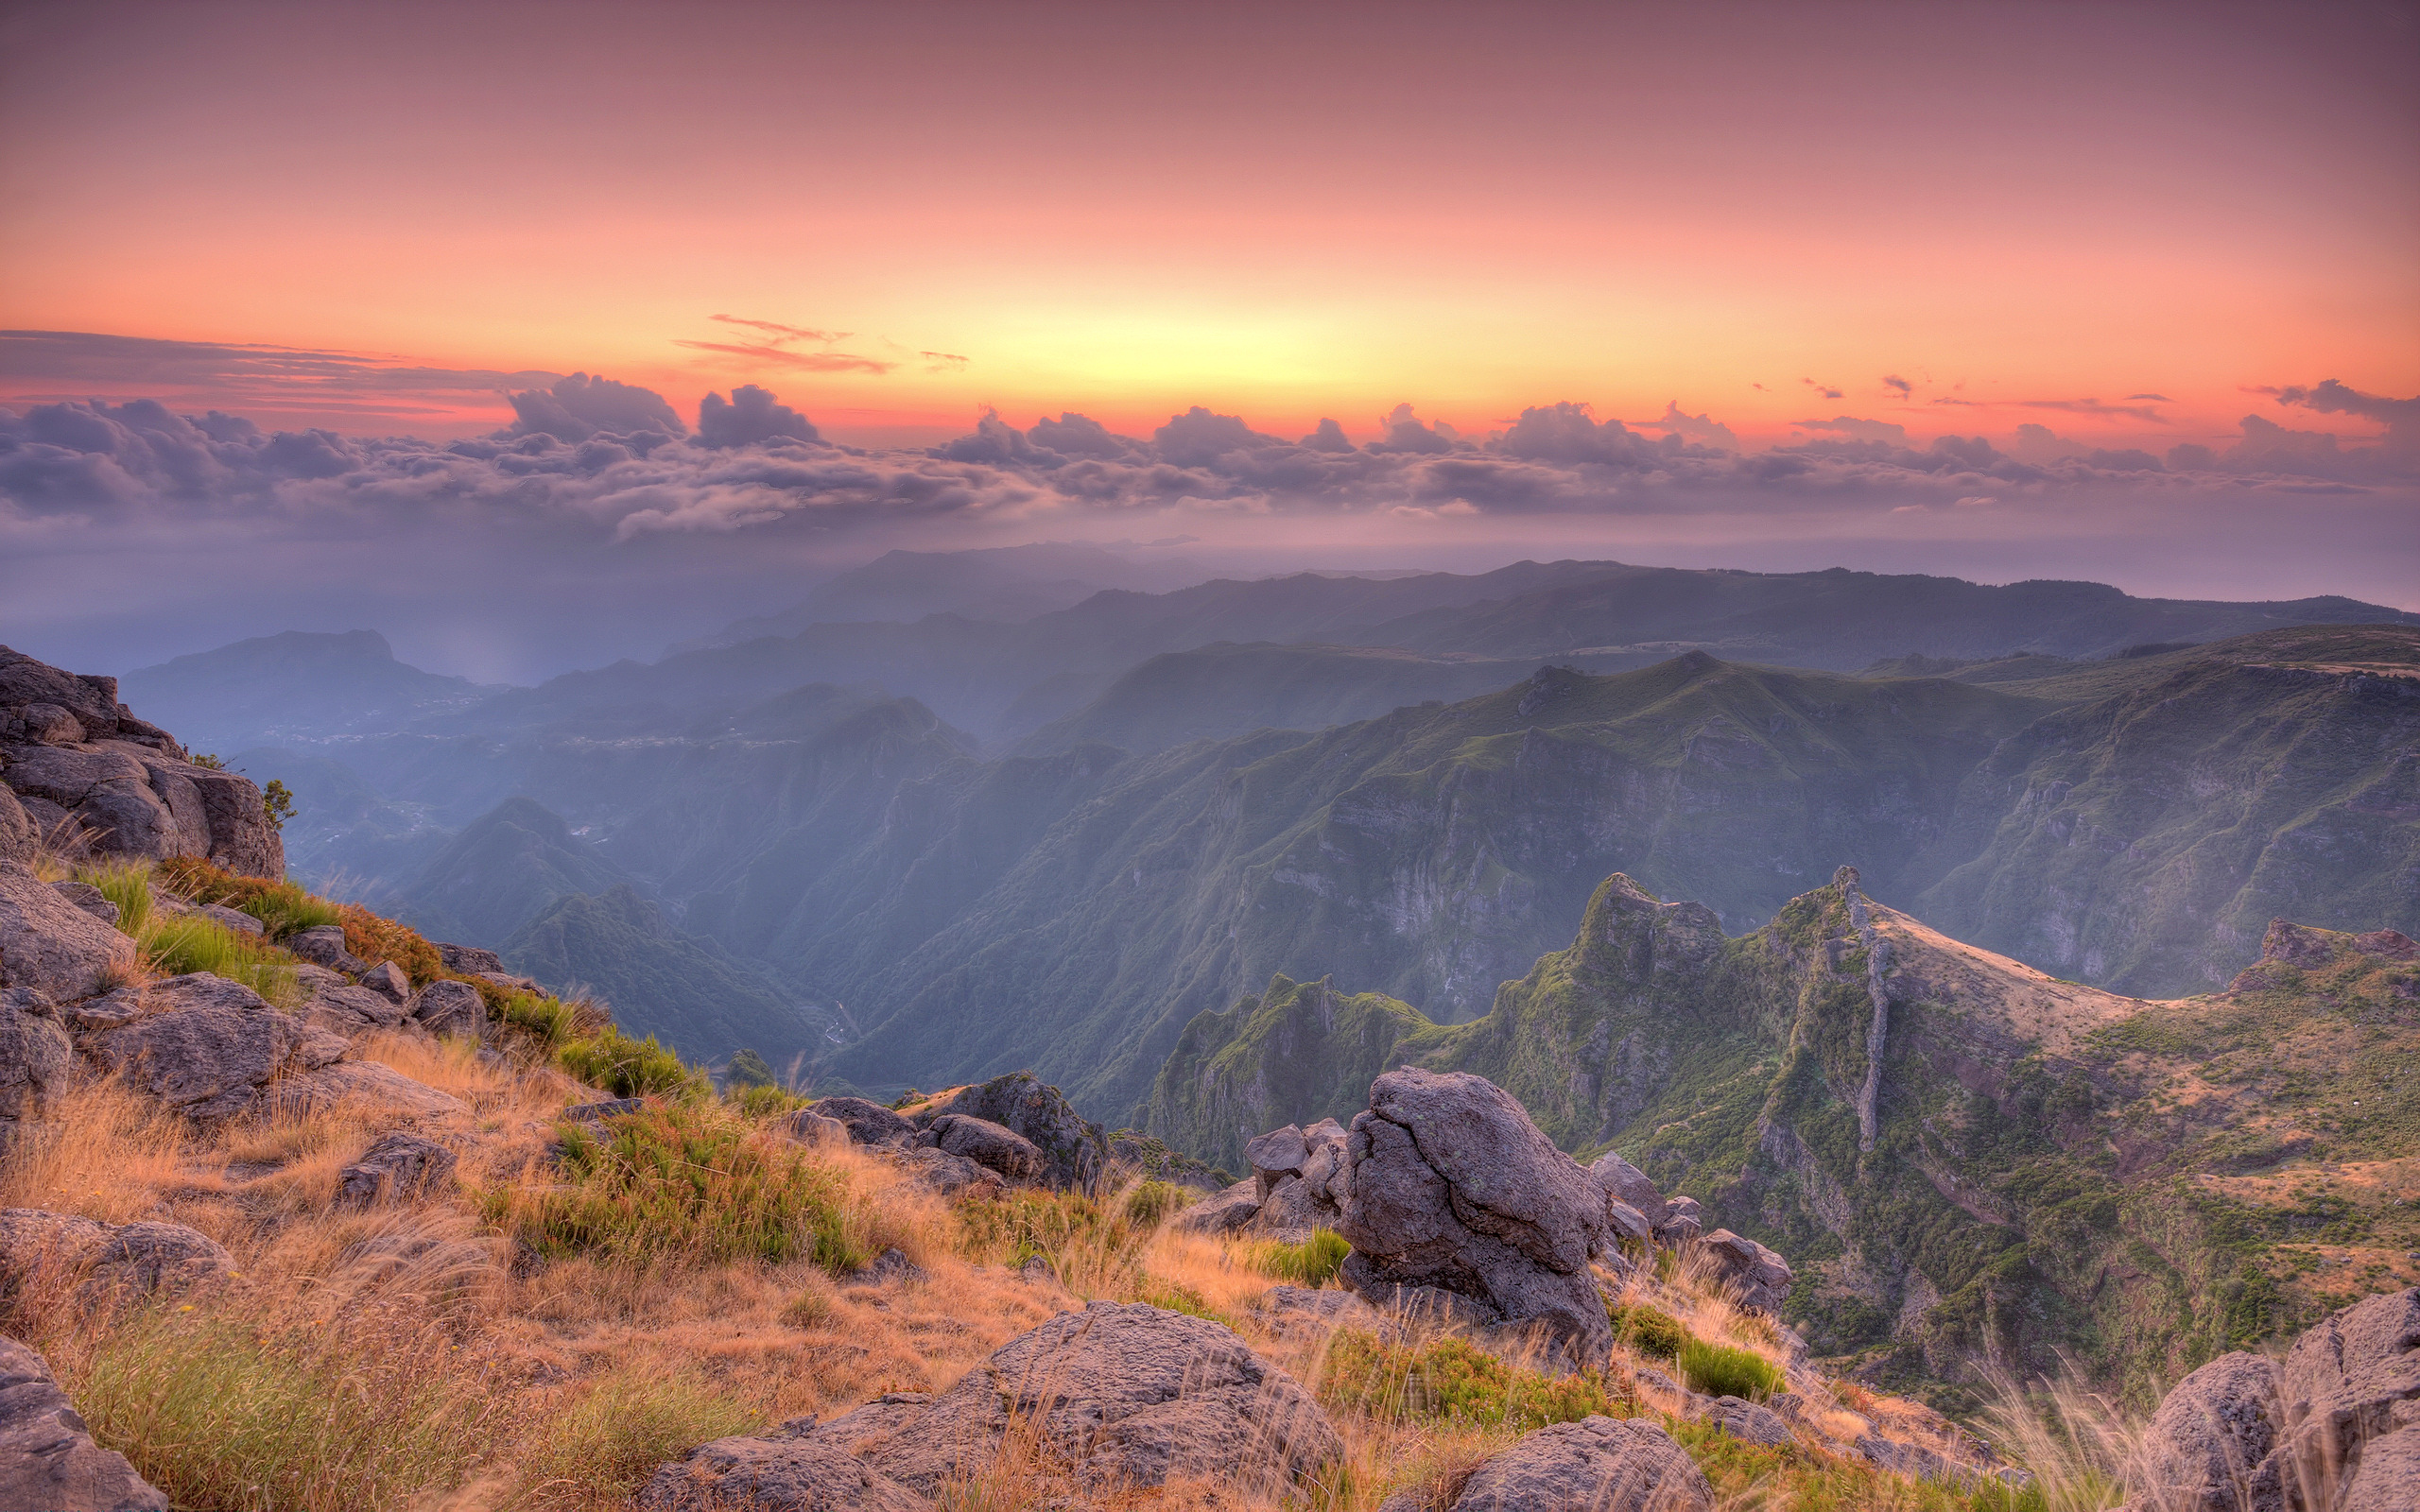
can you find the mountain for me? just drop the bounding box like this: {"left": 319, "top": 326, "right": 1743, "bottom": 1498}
{"left": 499, "top": 884, "right": 831, "bottom": 1063}
{"left": 118, "top": 629, "right": 495, "bottom": 753}
{"left": 666, "top": 542, "right": 1211, "bottom": 653}
{"left": 1917, "top": 627, "right": 2420, "bottom": 995}
{"left": 1144, "top": 868, "right": 2420, "bottom": 1403}
{"left": 389, "top": 796, "right": 636, "bottom": 946}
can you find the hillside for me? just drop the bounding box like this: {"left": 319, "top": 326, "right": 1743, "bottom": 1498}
{"left": 1145, "top": 868, "right": 2420, "bottom": 1404}
{"left": 119, "top": 629, "right": 495, "bottom": 752}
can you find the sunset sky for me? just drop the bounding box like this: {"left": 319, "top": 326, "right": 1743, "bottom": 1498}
{"left": 2, "top": 0, "right": 2415, "bottom": 678}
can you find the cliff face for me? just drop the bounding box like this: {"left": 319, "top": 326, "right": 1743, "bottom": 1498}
{"left": 0, "top": 646, "right": 284, "bottom": 878}
{"left": 1145, "top": 868, "right": 2420, "bottom": 1406}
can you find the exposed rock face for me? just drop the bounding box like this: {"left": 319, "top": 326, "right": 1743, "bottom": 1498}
{"left": 1590, "top": 1150, "right": 1668, "bottom": 1226}
{"left": 93, "top": 973, "right": 306, "bottom": 1122}
{"left": 0, "top": 784, "right": 33, "bottom": 865}
{"left": 292, "top": 965, "right": 407, "bottom": 1036}
{"left": 0, "top": 1210, "right": 232, "bottom": 1299}
{"left": 1378, "top": 1415, "right": 1712, "bottom": 1512}
{"left": 0, "top": 863, "right": 135, "bottom": 1002}
{"left": 285, "top": 925, "right": 367, "bottom": 974}
{"left": 908, "top": 1073, "right": 1106, "bottom": 1194}
{"left": 49, "top": 883, "right": 117, "bottom": 927}
{"left": 270, "top": 1059, "right": 465, "bottom": 1120}
{"left": 1338, "top": 1068, "right": 1616, "bottom": 1364}
{"left": 923, "top": 1114, "right": 1044, "bottom": 1184}
{"left": 1700, "top": 1229, "right": 1793, "bottom": 1316}
{"left": 641, "top": 1300, "right": 1341, "bottom": 1509}
{"left": 0, "top": 988, "right": 71, "bottom": 1135}
{"left": 809, "top": 1096, "right": 916, "bottom": 1146}
{"left": 2126, "top": 1286, "right": 2420, "bottom": 1512}
{"left": 1238, "top": 1117, "right": 1353, "bottom": 1241}
{"left": 335, "top": 1132, "right": 458, "bottom": 1210}
{"left": 408, "top": 979, "right": 485, "bottom": 1039}
{"left": 1703, "top": 1395, "right": 1794, "bottom": 1448}
{"left": 437, "top": 941, "right": 505, "bottom": 975}
{"left": 0, "top": 1333, "right": 169, "bottom": 1510}
{"left": 0, "top": 646, "right": 282, "bottom": 878}
{"left": 1170, "top": 1177, "right": 1263, "bottom": 1235}
{"left": 358, "top": 961, "right": 410, "bottom": 1005}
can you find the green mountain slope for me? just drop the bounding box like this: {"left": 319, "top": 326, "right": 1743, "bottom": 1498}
{"left": 501, "top": 884, "right": 830, "bottom": 1064}
{"left": 1144, "top": 869, "right": 2420, "bottom": 1406}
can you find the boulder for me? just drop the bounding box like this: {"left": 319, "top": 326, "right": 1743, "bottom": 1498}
{"left": 292, "top": 965, "right": 406, "bottom": 1036}
{"left": 1386, "top": 1415, "right": 1712, "bottom": 1512}
{"left": 0, "top": 1209, "right": 231, "bottom": 1299}
{"left": 782, "top": 1108, "right": 849, "bottom": 1146}
{"left": 358, "top": 961, "right": 410, "bottom": 1004}
{"left": 62, "top": 988, "right": 144, "bottom": 1034}
{"left": 1337, "top": 1068, "right": 1616, "bottom": 1365}
{"left": 48, "top": 883, "right": 118, "bottom": 928}
{"left": 884, "top": 1146, "right": 1008, "bottom": 1201}
{"left": 2126, "top": 1350, "right": 2282, "bottom": 1512}
{"left": 926, "top": 1114, "right": 1045, "bottom": 1184}
{"left": 1704, "top": 1395, "right": 1794, "bottom": 1447}
{"left": 1590, "top": 1150, "right": 1668, "bottom": 1225}
{"left": 408, "top": 979, "right": 485, "bottom": 1039}
{"left": 810, "top": 1096, "right": 916, "bottom": 1146}
{"left": 335, "top": 1131, "right": 459, "bottom": 1210}
{"left": 436, "top": 941, "right": 504, "bottom": 975}
{"left": 0, "top": 863, "right": 136, "bottom": 1002}
{"left": 1171, "top": 1177, "right": 1263, "bottom": 1235}
{"left": 642, "top": 1300, "right": 1340, "bottom": 1507}
{"left": 285, "top": 925, "right": 367, "bottom": 974}
{"left": 93, "top": 972, "right": 304, "bottom": 1122}
{"left": 1250, "top": 1284, "right": 1405, "bottom": 1344}
{"left": 197, "top": 903, "right": 262, "bottom": 937}
{"left": 0, "top": 785, "right": 34, "bottom": 865}
{"left": 1655, "top": 1195, "right": 1704, "bottom": 1246}
{"left": 1246, "top": 1124, "right": 1311, "bottom": 1196}
{"left": 269, "top": 1059, "right": 465, "bottom": 1120}
{"left": 0, "top": 1333, "right": 169, "bottom": 1510}
{"left": 908, "top": 1073, "right": 1105, "bottom": 1194}
{"left": 2272, "top": 1285, "right": 2420, "bottom": 1512}
{"left": 1700, "top": 1228, "right": 1793, "bottom": 1314}
{"left": 0, "top": 988, "right": 70, "bottom": 1132}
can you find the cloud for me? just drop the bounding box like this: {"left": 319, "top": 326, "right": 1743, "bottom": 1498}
{"left": 2018, "top": 397, "right": 2168, "bottom": 422}
{"left": 1299, "top": 418, "right": 1356, "bottom": 454}
{"left": 696, "top": 385, "right": 821, "bottom": 448}
{"left": 0, "top": 329, "right": 558, "bottom": 424}
{"left": 710, "top": 315, "right": 847, "bottom": 343}
{"left": 1882, "top": 374, "right": 1913, "bottom": 398}
{"left": 2265, "top": 379, "right": 2420, "bottom": 438}
{"left": 919, "top": 351, "right": 971, "bottom": 370}
{"left": 2126, "top": 392, "right": 2174, "bottom": 402}
{"left": 1646, "top": 402, "right": 1740, "bottom": 453}
{"left": 1801, "top": 378, "right": 1843, "bottom": 400}
{"left": 676, "top": 314, "right": 896, "bottom": 375}
{"left": 503, "top": 372, "right": 687, "bottom": 441}
{"left": 1792, "top": 415, "right": 1909, "bottom": 445}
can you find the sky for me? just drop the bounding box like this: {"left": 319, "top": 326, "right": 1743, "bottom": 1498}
{"left": 1, "top": 0, "right": 2415, "bottom": 680}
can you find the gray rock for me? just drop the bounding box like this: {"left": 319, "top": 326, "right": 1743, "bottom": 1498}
{"left": 357, "top": 960, "right": 410, "bottom": 1004}
{"left": 2126, "top": 1351, "right": 2282, "bottom": 1512}
{"left": 1337, "top": 1068, "right": 1615, "bottom": 1365}
{"left": 644, "top": 1299, "right": 1340, "bottom": 1506}
{"left": 93, "top": 972, "right": 302, "bottom": 1122}
{"left": 1251, "top": 1284, "right": 1404, "bottom": 1344}
{"left": 268, "top": 1060, "right": 465, "bottom": 1120}
{"left": 1705, "top": 1395, "right": 1794, "bottom": 1447}
{"left": 62, "top": 988, "right": 144, "bottom": 1034}
{"left": 1858, "top": 1434, "right": 1958, "bottom": 1485}
{"left": 0, "top": 862, "right": 136, "bottom": 1002}
{"left": 292, "top": 965, "right": 406, "bottom": 1035}
{"left": 296, "top": 1023, "right": 351, "bottom": 1069}
{"left": 1250, "top": 1171, "right": 1342, "bottom": 1242}
{"left": 408, "top": 979, "right": 485, "bottom": 1039}
{"left": 335, "top": 1132, "right": 458, "bottom": 1210}
{"left": 928, "top": 1114, "right": 1045, "bottom": 1184}
{"left": 285, "top": 924, "right": 367, "bottom": 974}
{"left": 782, "top": 1108, "right": 849, "bottom": 1146}
{"left": 0, "top": 1210, "right": 232, "bottom": 1300}
{"left": 2272, "top": 1285, "right": 2420, "bottom": 1512}
{"left": 1247, "top": 1124, "right": 1311, "bottom": 1195}
{"left": 884, "top": 1145, "right": 1007, "bottom": 1200}
{"left": 1654, "top": 1194, "right": 1704, "bottom": 1246}
{"left": 0, "top": 1211, "right": 108, "bottom": 1299}
{"left": 1700, "top": 1228, "right": 1794, "bottom": 1314}
{"left": 198, "top": 902, "right": 262, "bottom": 937}
{"left": 1604, "top": 1198, "right": 1654, "bottom": 1249}
{"left": 1590, "top": 1150, "right": 1668, "bottom": 1225}
{"left": 2341, "top": 1418, "right": 2420, "bottom": 1512}
{"left": 908, "top": 1073, "right": 1106, "bottom": 1194}
{"left": 0, "top": 784, "right": 34, "bottom": 866}
{"left": 0, "top": 1333, "right": 169, "bottom": 1510}
{"left": 812, "top": 1096, "right": 915, "bottom": 1145}
{"left": 48, "top": 882, "right": 118, "bottom": 928}
{"left": 0, "top": 988, "right": 70, "bottom": 1129}
{"left": 1171, "top": 1177, "right": 1262, "bottom": 1235}
{"left": 477, "top": 970, "right": 542, "bottom": 994}
{"left": 1440, "top": 1415, "right": 1713, "bottom": 1512}
{"left": 436, "top": 941, "right": 504, "bottom": 975}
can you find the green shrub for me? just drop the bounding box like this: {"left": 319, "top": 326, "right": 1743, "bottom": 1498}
{"left": 556, "top": 1028, "right": 703, "bottom": 1100}
{"left": 1133, "top": 1277, "right": 1236, "bottom": 1329}
{"left": 1321, "top": 1330, "right": 1619, "bottom": 1432}
{"left": 729, "top": 1083, "right": 806, "bottom": 1118}
{"left": 1244, "top": 1228, "right": 1350, "bottom": 1286}
{"left": 61, "top": 1306, "right": 502, "bottom": 1512}
{"left": 74, "top": 857, "right": 153, "bottom": 934}
{"left": 515, "top": 1362, "right": 757, "bottom": 1505}
{"left": 137, "top": 913, "right": 299, "bottom": 1006}
{"left": 1122, "top": 1179, "right": 1196, "bottom": 1228}
{"left": 504, "top": 1104, "right": 875, "bottom": 1271}
{"left": 149, "top": 855, "right": 339, "bottom": 940}
{"left": 1608, "top": 1300, "right": 1689, "bottom": 1360}
{"left": 1678, "top": 1338, "right": 1785, "bottom": 1401}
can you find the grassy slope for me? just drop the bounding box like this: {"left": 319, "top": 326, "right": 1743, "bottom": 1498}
{"left": 1145, "top": 870, "right": 2420, "bottom": 1408}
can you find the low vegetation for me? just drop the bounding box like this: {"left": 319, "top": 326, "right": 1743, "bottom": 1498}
{"left": 1243, "top": 1227, "right": 1351, "bottom": 1286}
{"left": 1319, "top": 1329, "right": 1619, "bottom": 1433}
{"left": 1678, "top": 1336, "right": 1786, "bottom": 1400}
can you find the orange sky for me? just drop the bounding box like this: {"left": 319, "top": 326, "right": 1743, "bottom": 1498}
{"left": 3, "top": 0, "right": 2414, "bottom": 450}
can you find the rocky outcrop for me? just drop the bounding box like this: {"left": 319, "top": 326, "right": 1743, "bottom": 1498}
{"left": 92, "top": 973, "right": 306, "bottom": 1122}
{"left": 0, "top": 864, "right": 135, "bottom": 1003}
{"left": 1338, "top": 1068, "right": 1616, "bottom": 1364}
{"left": 0, "top": 646, "right": 282, "bottom": 878}
{"left": 1700, "top": 1229, "right": 1794, "bottom": 1316}
{"left": 2126, "top": 1286, "right": 2419, "bottom": 1512}
{"left": 0, "top": 1210, "right": 232, "bottom": 1300}
{"left": 0, "top": 1333, "right": 168, "bottom": 1510}
{"left": 1836, "top": 866, "right": 1894, "bottom": 1152}
{"left": 1376, "top": 1415, "right": 1712, "bottom": 1512}
{"left": 0, "top": 988, "right": 71, "bottom": 1139}
{"left": 408, "top": 979, "right": 485, "bottom": 1039}
{"left": 335, "top": 1132, "right": 458, "bottom": 1210}
{"left": 908, "top": 1073, "right": 1106, "bottom": 1194}
{"left": 641, "top": 1300, "right": 1341, "bottom": 1509}
{"left": 918, "top": 1114, "right": 1043, "bottom": 1184}
{"left": 808, "top": 1096, "right": 916, "bottom": 1146}
{"left": 292, "top": 965, "right": 408, "bottom": 1037}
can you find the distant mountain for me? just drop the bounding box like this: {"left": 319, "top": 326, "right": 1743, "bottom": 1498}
{"left": 666, "top": 542, "right": 1211, "bottom": 654}
{"left": 501, "top": 884, "right": 830, "bottom": 1064}
{"left": 390, "top": 796, "right": 635, "bottom": 946}
{"left": 120, "top": 629, "right": 497, "bottom": 752}
{"left": 1144, "top": 868, "right": 2420, "bottom": 1401}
